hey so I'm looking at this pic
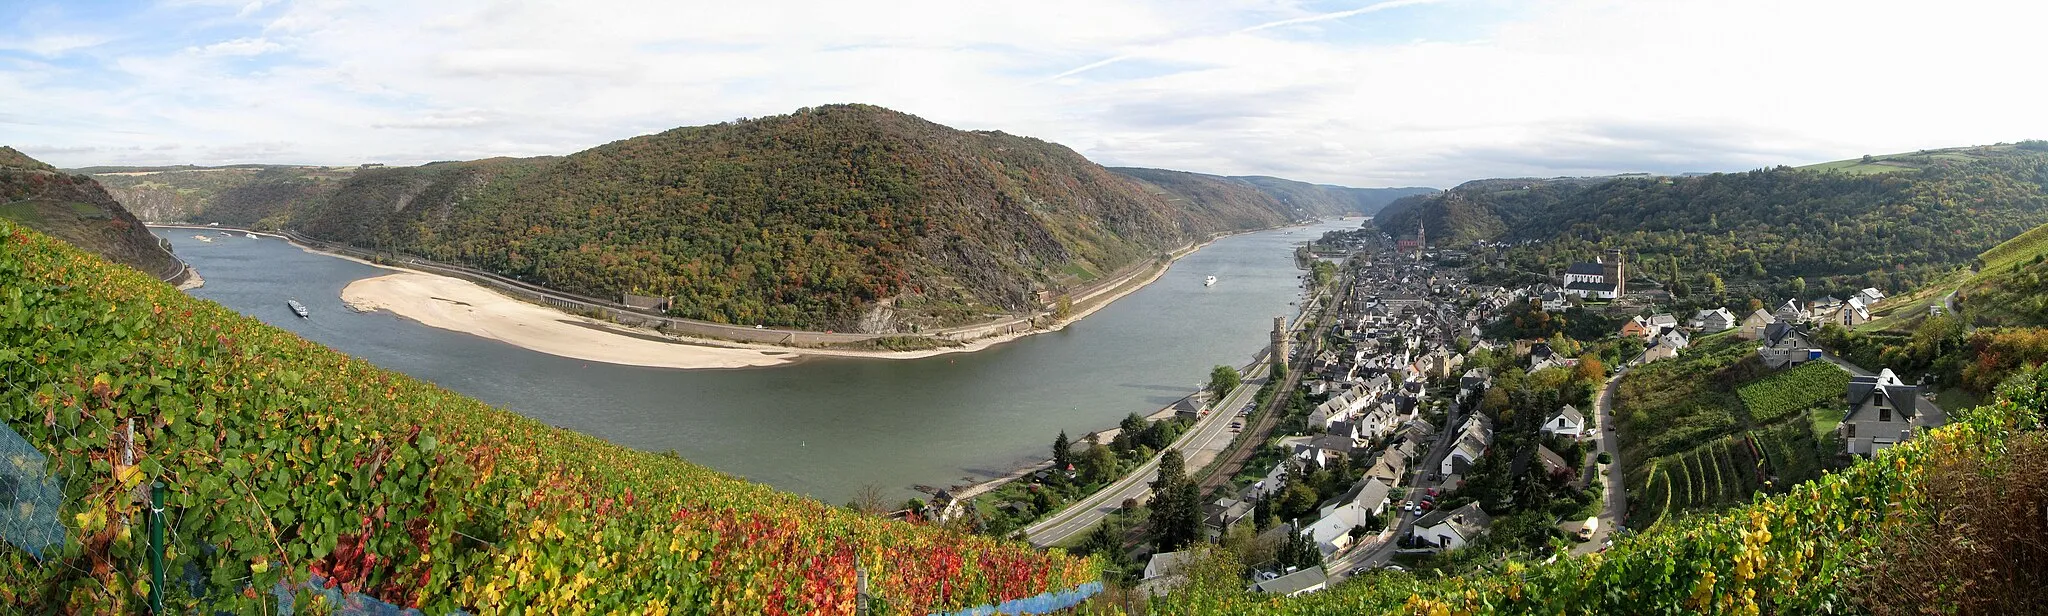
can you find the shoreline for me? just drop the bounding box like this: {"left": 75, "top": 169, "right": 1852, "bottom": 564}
{"left": 150, "top": 222, "right": 1304, "bottom": 370}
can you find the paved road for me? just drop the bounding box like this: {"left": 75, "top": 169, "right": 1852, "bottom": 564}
{"left": 1027, "top": 271, "right": 1340, "bottom": 548}
{"left": 1574, "top": 373, "right": 1626, "bottom": 556}
{"left": 1025, "top": 362, "right": 1271, "bottom": 547}
{"left": 1194, "top": 275, "right": 1350, "bottom": 491}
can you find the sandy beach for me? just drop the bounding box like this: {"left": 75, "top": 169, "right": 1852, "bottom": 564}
{"left": 336, "top": 239, "right": 1194, "bottom": 370}
{"left": 333, "top": 235, "right": 1210, "bottom": 370}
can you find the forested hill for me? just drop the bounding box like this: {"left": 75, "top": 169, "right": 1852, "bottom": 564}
{"left": 1378, "top": 143, "right": 2048, "bottom": 294}
{"left": 281, "top": 104, "right": 1382, "bottom": 331}
{"left": 1110, "top": 167, "right": 1434, "bottom": 217}
{"left": 0, "top": 146, "right": 180, "bottom": 278}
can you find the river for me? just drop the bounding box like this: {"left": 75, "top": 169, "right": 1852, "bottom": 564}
{"left": 152, "top": 219, "right": 1364, "bottom": 504}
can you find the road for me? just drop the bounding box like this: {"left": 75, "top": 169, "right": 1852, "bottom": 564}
{"left": 1574, "top": 373, "right": 1626, "bottom": 556}
{"left": 1024, "top": 360, "right": 1272, "bottom": 547}
{"left": 1194, "top": 273, "right": 1351, "bottom": 492}
{"left": 1027, "top": 271, "right": 1341, "bottom": 548}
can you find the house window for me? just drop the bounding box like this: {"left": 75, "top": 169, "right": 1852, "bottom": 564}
{"left": 1879, "top": 406, "right": 1891, "bottom": 422}
{"left": 1845, "top": 424, "right": 1856, "bottom": 438}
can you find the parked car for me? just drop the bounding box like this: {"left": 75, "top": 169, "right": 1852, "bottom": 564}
{"left": 1348, "top": 565, "right": 1372, "bottom": 576}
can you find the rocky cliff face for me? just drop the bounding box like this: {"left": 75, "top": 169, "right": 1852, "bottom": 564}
{"left": 87, "top": 166, "right": 349, "bottom": 227}
{"left": 0, "top": 147, "right": 183, "bottom": 279}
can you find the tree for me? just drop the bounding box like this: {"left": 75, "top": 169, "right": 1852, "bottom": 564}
{"left": 1078, "top": 443, "right": 1117, "bottom": 485}
{"left": 1120, "top": 413, "right": 1147, "bottom": 439}
{"left": 1210, "top": 365, "right": 1242, "bottom": 395}
{"left": 1053, "top": 431, "right": 1073, "bottom": 475}
{"left": 1277, "top": 482, "right": 1319, "bottom": 523}
{"left": 1150, "top": 450, "right": 1200, "bottom": 552}
{"left": 848, "top": 483, "right": 891, "bottom": 516}
{"left": 1574, "top": 354, "right": 1605, "bottom": 384}
{"left": 1276, "top": 522, "right": 1322, "bottom": 570}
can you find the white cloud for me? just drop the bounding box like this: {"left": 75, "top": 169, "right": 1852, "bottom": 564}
{"left": 0, "top": 34, "right": 108, "bottom": 57}
{"left": 188, "top": 37, "right": 283, "bottom": 57}
{"left": 6, "top": 0, "right": 2047, "bottom": 186}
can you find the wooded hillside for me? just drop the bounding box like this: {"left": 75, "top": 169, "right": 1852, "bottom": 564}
{"left": 1379, "top": 145, "right": 2048, "bottom": 294}
{"left": 284, "top": 105, "right": 1363, "bottom": 330}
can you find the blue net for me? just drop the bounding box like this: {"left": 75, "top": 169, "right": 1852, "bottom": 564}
{"left": 0, "top": 422, "right": 65, "bottom": 559}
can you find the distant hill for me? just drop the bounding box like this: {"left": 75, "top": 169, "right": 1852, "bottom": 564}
{"left": 1110, "top": 167, "right": 1432, "bottom": 218}
{"left": 84, "top": 165, "right": 352, "bottom": 227}
{"left": 280, "top": 104, "right": 1403, "bottom": 331}
{"left": 1379, "top": 145, "right": 2048, "bottom": 296}
{"left": 0, "top": 146, "right": 182, "bottom": 279}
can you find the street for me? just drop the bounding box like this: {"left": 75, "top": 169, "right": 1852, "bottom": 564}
{"left": 1026, "top": 271, "right": 1341, "bottom": 548}
{"left": 1024, "top": 359, "right": 1272, "bottom": 547}
{"left": 1574, "top": 373, "right": 1625, "bottom": 556}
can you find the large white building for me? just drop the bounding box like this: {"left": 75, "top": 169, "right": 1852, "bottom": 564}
{"left": 1560, "top": 250, "right": 1627, "bottom": 299}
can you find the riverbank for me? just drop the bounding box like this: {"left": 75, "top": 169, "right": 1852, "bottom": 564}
{"left": 154, "top": 222, "right": 1291, "bottom": 369}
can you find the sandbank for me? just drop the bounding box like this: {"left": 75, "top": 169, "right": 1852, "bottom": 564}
{"left": 332, "top": 231, "right": 1228, "bottom": 370}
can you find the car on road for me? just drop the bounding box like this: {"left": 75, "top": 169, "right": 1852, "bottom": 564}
{"left": 1348, "top": 565, "right": 1372, "bottom": 576}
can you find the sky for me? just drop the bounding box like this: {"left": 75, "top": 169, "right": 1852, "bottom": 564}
{"left": 3, "top": 0, "right": 2045, "bottom": 187}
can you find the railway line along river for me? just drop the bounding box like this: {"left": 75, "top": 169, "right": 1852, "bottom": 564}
{"left": 153, "top": 219, "right": 1362, "bottom": 503}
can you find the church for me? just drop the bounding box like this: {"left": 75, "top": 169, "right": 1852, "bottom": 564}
{"left": 1561, "top": 249, "right": 1626, "bottom": 300}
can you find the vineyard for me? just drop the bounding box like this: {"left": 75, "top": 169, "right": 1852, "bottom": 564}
{"left": 0, "top": 221, "right": 1098, "bottom": 614}
{"left": 1623, "top": 432, "right": 1779, "bottom": 530}
{"left": 1736, "top": 362, "right": 1852, "bottom": 425}
{"left": 1148, "top": 366, "right": 2047, "bottom": 614}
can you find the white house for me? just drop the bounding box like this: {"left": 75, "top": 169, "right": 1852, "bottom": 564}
{"left": 1642, "top": 330, "right": 1690, "bottom": 363}
{"left": 1251, "top": 566, "right": 1328, "bottom": 596}
{"left": 1440, "top": 415, "right": 1493, "bottom": 475}
{"left": 1321, "top": 477, "right": 1394, "bottom": 520}
{"left": 1303, "top": 503, "right": 1376, "bottom": 556}
{"left": 1143, "top": 550, "right": 1195, "bottom": 581}
{"left": 1774, "top": 299, "right": 1807, "bottom": 324}
{"left": 1539, "top": 291, "right": 1569, "bottom": 313}
{"left": 1858, "top": 287, "right": 1886, "bottom": 305}
{"left": 1543, "top": 404, "right": 1587, "bottom": 438}
{"left": 1412, "top": 502, "right": 1492, "bottom": 551}
{"left": 1691, "top": 307, "right": 1737, "bottom": 333}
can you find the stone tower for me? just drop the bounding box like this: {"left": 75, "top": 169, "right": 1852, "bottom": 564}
{"left": 1414, "top": 219, "right": 1427, "bottom": 262}
{"left": 1603, "top": 249, "right": 1626, "bottom": 295}
{"left": 1272, "top": 316, "right": 1290, "bottom": 364}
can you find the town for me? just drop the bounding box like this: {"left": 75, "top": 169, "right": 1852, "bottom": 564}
{"left": 909, "top": 220, "right": 1947, "bottom": 601}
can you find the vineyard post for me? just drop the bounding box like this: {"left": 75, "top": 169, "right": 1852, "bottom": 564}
{"left": 855, "top": 553, "right": 869, "bottom": 616}
{"left": 149, "top": 481, "right": 165, "bottom": 614}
